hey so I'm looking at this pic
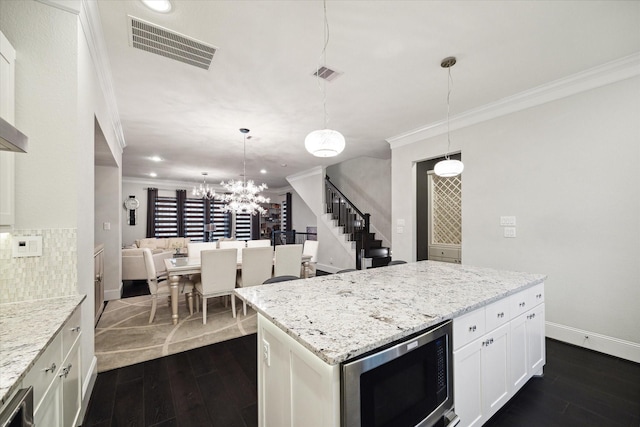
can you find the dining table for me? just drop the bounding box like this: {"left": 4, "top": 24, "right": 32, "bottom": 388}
{"left": 164, "top": 252, "right": 312, "bottom": 324}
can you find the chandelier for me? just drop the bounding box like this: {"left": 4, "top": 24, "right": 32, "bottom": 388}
{"left": 192, "top": 172, "right": 216, "bottom": 200}
{"left": 304, "top": 0, "right": 345, "bottom": 158}
{"left": 434, "top": 56, "right": 464, "bottom": 178}
{"left": 219, "top": 128, "right": 270, "bottom": 215}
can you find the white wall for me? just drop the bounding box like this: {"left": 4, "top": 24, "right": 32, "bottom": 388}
{"left": 0, "top": 0, "right": 125, "bottom": 410}
{"left": 290, "top": 189, "right": 316, "bottom": 235}
{"left": 326, "top": 156, "right": 391, "bottom": 246}
{"left": 391, "top": 75, "right": 640, "bottom": 360}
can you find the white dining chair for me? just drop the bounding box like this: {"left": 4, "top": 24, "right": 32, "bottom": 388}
{"left": 246, "top": 239, "right": 272, "bottom": 248}
{"left": 274, "top": 244, "right": 303, "bottom": 278}
{"left": 219, "top": 240, "right": 247, "bottom": 250}
{"left": 236, "top": 246, "right": 274, "bottom": 315}
{"left": 142, "top": 248, "right": 194, "bottom": 323}
{"left": 186, "top": 241, "right": 218, "bottom": 260}
{"left": 194, "top": 248, "right": 238, "bottom": 324}
{"left": 302, "top": 240, "right": 319, "bottom": 277}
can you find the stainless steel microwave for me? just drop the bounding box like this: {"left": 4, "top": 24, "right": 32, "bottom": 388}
{"left": 341, "top": 320, "right": 459, "bottom": 427}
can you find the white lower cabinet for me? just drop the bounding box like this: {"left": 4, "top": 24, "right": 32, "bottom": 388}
{"left": 25, "top": 306, "right": 82, "bottom": 427}
{"left": 258, "top": 314, "right": 340, "bottom": 427}
{"left": 454, "top": 322, "right": 510, "bottom": 427}
{"left": 454, "top": 284, "right": 545, "bottom": 427}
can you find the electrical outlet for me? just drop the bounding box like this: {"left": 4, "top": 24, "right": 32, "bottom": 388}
{"left": 504, "top": 227, "right": 517, "bottom": 238}
{"left": 262, "top": 339, "right": 271, "bottom": 367}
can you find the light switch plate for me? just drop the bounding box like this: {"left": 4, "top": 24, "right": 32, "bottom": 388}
{"left": 13, "top": 235, "right": 43, "bottom": 257}
{"left": 500, "top": 216, "right": 516, "bottom": 226}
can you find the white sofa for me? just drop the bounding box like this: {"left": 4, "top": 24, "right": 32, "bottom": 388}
{"left": 122, "top": 237, "right": 190, "bottom": 281}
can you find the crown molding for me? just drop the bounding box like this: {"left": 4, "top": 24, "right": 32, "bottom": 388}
{"left": 35, "top": 0, "right": 81, "bottom": 15}
{"left": 388, "top": 53, "right": 640, "bottom": 149}
{"left": 79, "top": 0, "right": 126, "bottom": 152}
{"left": 286, "top": 165, "right": 324, "bottom": 183}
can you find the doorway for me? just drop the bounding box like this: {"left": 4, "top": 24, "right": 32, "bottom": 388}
{"left": 416, "top": 154, "right": 462, "bottom": 262}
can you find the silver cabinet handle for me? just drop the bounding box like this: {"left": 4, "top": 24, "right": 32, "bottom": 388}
{"left": 468, "top": 325, "right": 477, "bottom": 332}
{"left": 70, "top": 326, "right": 81, "bottom": 333}
{"left": 497, "top": 312, "right": 504, "bottom": 318}
{"left": 482, "top": 338, "right": 494, "bottom": 347}
{"left": 519, "top": 302, "right": 526, "bottom": 307}
{"left": 43, "top": 362, "right": 56, "bottom": 373}
{"left": 59, "top": 364, "right": 72, "bottom": 379}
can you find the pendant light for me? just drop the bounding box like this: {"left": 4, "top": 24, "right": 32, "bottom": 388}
{"left": 304, "top": 0, "right": 345, "bottom": 157}
{"left": 434, "top": 56, "right": 464, "bottom": 178}
{"left": 219, "top": 128, "right": 270, "bottom": 215}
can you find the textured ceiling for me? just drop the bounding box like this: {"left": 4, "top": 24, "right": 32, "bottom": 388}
{"left": 97, "top": 0, "right": 640, "bottom": 190}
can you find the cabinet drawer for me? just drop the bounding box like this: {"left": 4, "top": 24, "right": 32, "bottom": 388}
{"left": 62, "top": 307, "right": 82, "bottom": 356}
{"left": 485, "top": 298, "right": 510, "bottom": 331}
{"left": 23, "top": 331, "right": 62, "bottom": 410}
{"left": 429, "top": 247, "right": 460, "bottom": 259}
{"left": 528, "top": 283, "right": 544, "bottom": 306}
{"left": 453, "top": 308, "right": 486, "bottom": 350}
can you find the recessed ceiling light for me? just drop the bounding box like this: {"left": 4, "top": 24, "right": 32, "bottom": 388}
{"left": 280, "top": 163, "right": 287, "bottom": 167}
{"left": 260, "top": 169, "right": 267, "bottom": 174}
{"left": 150, "top": 156, "right": 163, "bottom": 162}
{"left": 149, "top": 172, "right": 157, "bottom": 177}
{"left": 140, "top": 0, "right": 172, "bottom": 13}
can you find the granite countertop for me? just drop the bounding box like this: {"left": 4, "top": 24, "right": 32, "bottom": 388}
{"left": 0, "top": 295, "right": 85, "bottom": 405}
{"left": 235, "top": 261, "right": 546, "bottom": 365}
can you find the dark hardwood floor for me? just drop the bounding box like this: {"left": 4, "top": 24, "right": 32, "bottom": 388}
{"left": 83, "top": 335, "right": 639, "bottom": 427}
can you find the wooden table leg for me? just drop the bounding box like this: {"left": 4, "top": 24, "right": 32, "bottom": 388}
{"left": 169, "top": 274, "right": 180, "bottom": 325}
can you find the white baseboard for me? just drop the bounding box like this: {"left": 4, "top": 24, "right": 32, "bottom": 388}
{"left": 104, "top": 282, "right": 123, "bottom": 301}
{"left": 546, "top": 321, "right": 640, "bottom": 363}
{"left": 79, "top": 356, "right": 98, "bottom": 423}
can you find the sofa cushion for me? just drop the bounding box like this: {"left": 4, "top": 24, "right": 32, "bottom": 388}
{"left": 168, "top": 237, "right": 188, "bottom": 249}
{"left": 138, "top": 238, "right": 158, "bottom": 249}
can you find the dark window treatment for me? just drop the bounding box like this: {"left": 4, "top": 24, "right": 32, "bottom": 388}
{"left": 176, "top": 190, "right": 186, "bottom": 236}
{"left": 146, "top": 188, "right": 158, "bottom": 237}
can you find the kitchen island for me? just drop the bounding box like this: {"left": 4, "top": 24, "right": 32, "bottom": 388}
{"left": 235, "top": 260, "right": 546, "bottom": 427}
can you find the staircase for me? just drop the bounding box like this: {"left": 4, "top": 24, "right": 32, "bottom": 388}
{"left": 325, "top": 176, "right": 391, "bottom": 269}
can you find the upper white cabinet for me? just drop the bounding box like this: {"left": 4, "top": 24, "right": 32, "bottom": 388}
{"left": 0, "top": 30, "right": 16, "bottom": 228}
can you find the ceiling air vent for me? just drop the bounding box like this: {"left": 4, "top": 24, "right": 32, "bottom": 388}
{"left": 312, "top": 66, "right": 341, "bottom": 82}
{"left": 128, "top": 16, "right": 216, "bottom": 70}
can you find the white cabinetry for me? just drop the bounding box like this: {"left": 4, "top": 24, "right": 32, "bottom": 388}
{"left": 454, "top": 284, "right": 545, "bottom": 427}
{"left": 510, "top": 285, "right": 545, "bottom": 392}
{"left": 0, "top": 31, "right": 16, "bottom": 228}
{"left": 258, "top": 314, "right": 340, "bottom": 427}
{"left": 23, "top": 306, "right": 82, "bottom": 427}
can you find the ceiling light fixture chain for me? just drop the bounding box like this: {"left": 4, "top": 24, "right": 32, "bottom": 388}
{"left": 434, "top": 56, "right": 464, "bottom": 178}
{"left": 304, "top": 0, "right": 345, "bottom": 158}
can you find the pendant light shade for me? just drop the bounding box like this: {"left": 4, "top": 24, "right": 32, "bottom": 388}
{"left": 434, "top": 56, "right": 464, "bottom": 178}
{"left": 304, "top": 128, "right": 345, "bottom": 157}
{"left": 434, "top": 159, "right": 464, "bottom": 177}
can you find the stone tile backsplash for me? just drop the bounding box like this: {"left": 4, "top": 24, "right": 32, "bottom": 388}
{"left": 0, "top": 228, "right": 77, "bottom": 303}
